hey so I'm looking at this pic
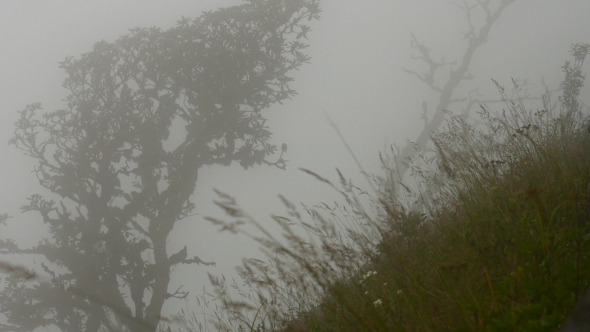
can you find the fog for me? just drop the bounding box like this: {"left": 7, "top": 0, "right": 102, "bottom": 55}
{"left": 0, "top": 0, "right": 589, "bottom": 330}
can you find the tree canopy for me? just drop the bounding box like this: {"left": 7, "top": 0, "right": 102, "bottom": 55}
{"left": 0, "top": 0, "right": 320, "bottom": 331}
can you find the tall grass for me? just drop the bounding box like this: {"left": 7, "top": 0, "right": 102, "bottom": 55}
{"left": 207, "top": 45, "right": 590, "bottom": 331}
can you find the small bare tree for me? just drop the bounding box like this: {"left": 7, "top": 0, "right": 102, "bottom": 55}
{"left": 395, "top": 0, "right": 516, "bottom": 183}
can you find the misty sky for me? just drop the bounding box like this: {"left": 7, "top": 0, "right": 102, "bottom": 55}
{"left": 1, "top": 0, "right": 589, "bottom": 324}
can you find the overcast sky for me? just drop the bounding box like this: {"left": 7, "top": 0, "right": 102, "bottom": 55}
{"left": 1, "top": 0, "right": 589, "bottom": 326}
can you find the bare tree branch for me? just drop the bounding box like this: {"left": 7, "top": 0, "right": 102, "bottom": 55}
{"left": 395, "top": 0, "right": 517, "bottom": 189}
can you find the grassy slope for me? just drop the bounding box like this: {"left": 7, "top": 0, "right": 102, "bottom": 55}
{"left": 275, "top": 103, "right": 590, "bottom": 331}
{"left": 210, "top": 47, "right": 590, "bottom": 332}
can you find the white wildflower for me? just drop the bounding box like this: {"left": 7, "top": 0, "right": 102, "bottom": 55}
{"left": 360, "top": 270, "right": 378, "bottom": 284}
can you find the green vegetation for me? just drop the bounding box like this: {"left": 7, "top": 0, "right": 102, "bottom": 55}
{"left": 209, "top": 44, "right": 590, "bottom": 331}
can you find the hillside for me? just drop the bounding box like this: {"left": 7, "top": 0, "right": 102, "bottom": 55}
{"left": 209, "top": 45, "right": 590, "bottom": 332}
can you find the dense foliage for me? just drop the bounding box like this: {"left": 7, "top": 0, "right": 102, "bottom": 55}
{"left": 0, "top": 1, "right": 320, "bottom": 331}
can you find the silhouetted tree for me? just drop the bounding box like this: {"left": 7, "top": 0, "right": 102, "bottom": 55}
{"left": 395, "top": 0, "right": 516, "bottom": 184}
{"left": 0, "top": 0, "right": 320, "bottom": 331}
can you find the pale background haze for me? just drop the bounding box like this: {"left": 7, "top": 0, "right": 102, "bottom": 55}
{"left": 1, "top": 0, "right": 589, "bottom": 326}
